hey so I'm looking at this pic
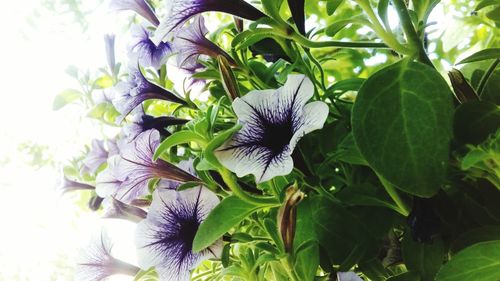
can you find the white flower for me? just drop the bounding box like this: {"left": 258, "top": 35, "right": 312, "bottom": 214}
{"left": 135, "top": 187, "right": 222, "bottom": 281}
{"left": 215, "top": 74, "right": 328, "bottom": 183}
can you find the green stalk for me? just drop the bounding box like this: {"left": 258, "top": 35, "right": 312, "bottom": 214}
{"left": 376, "top": 172, "right": 410, "bottom": 216}
{"left": 219, "top": 168, "right": 280, "bottom": 207}
{"left": 291, "top": 33, "right": 389, "bottom": 49}
{"left": 353, "top": 0, "right": 413, "bottom": 54}
{"left": 391, "top": 0, "right": 434, "bottom": 66}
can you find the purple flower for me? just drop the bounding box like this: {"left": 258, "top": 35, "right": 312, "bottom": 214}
{"left": 130, "top": 25, "right": 172, "bottom": 69}
{"left": 135, "top": 186, "right": 222, "bottom": 281}
{"left": 123, "top": 107, "right": 189, "bottom": 140}
{"left": 96, "top": 130, "right": 200, "bottom": 203}
{"left": 59, "top": 176, "right": 95, "bottom": 194}
{"left": 76, "top": 231, "right": 140, "bottom": 281}
{"left": 82, "top": 139, "right": 120, "bottom": 175}
{"left": 153, "top": 0, "right": 266, "bottom": 42}
{"left": 104, "top": 34, "right": 116, "bottom": 75}
{"left": 156, "top": 159, "right": 196, "bottom": 190}
{"left": 102, "top": 196, "right": 148, "bottom": 223}
{"left": 214, "top": 74, "right": 329, "bottom": 183}
{"left": 112, "top": 66, "right": 187, "bottom": 123}
{"left": 92, "top": 89, "right": 115, "bottom": 105}
{"left": 172, "top": 15, "right": 236, "bottom": 71}
{"left": 110, "top": 0, "right": 160, "bottom": 27}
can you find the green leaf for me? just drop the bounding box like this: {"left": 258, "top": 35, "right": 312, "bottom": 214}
{"left": 325, "top": 17, "right": 371, "bottom": 37}
{"left": 263, "top": 218, "right": 285, "bottom": 253}
{"left": 53, "top": 89, "right": 81, "bottom": 110}
{"left": 475, "top": 0, "right": 500, "bottom": 11}
{"left": 352, "top": 60, "right": 454, "bottom": 197}
{"left": 454, "top": 101, "right": 500, "bottom": 145}
{"left": 153, "top": 130, "right": 206, "bottom": 160}
{"left": 204, "top": 124, "right": 242, "bottom": 168}
{"left": 486, "top": 6, "right": 500, "bottom": 22}
{"left": 457, "top": 48, "right": 500, "bottom": 64}
{"left": 461, "top": 148, "right": 490, "bottom": 170}
{"left": 192, "top": 196, "right": 259, "bottom": 252}
{"left": 94, "top": 75, "right": 113, "bottom": 89}
{"left": 402, "top": 232, "right": 444, "bottom": 281}
{"left": 378, "top": 0, "right": 390, "bottom": 30}
{"left": 336, "top": 183, "right": 400, "bottom": 212}
{"left": 327, "top": 0, "right": 343, "bottom": 16}
{"left": 435, "top": 240, "right": 500, "bottom": 281}
{"left": 387, "top": 271, "right": 421, "bottom": 281}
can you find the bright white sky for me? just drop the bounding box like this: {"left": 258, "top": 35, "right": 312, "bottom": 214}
{"left": 0, "top": 1, "right": 136, "bottom": 280}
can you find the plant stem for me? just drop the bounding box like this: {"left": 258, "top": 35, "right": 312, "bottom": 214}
{"left": 376, "top": 172, "right": 410, "bottom": 216}
{"left": 391, "top": 0, "right": 434, "bottom": 67}
{"left": 291, "top": 33, "right": 389, "bottom": 49}
{"left": 219, "top": 168, "right": 280, "bottom": 207}
{"left": 353, "top": 0, "right": 413, "bottom": 54}
{"left": 477, "top": 58, "right": 500, "bottom": 97}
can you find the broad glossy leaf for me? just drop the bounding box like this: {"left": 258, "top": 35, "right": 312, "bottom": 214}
{"left": 153, "top": 130, "right": 206, "bottom": 160}
{"left": 457, "top": 48, "right": 500, "bottom": 64}
{"left": 352, "top": 60, "right": 454, "bottom": 197}
{"left": 451, "top": 226, "right": 500, "bottom": 254}
{"left": 193, "top": 196, "right": 259, "bottom": 252}
{"left": 453, "top": 101, "right": 500, "bottom": 145}
{"left": 435, "top": 240, "right": 500, "bottom": 281}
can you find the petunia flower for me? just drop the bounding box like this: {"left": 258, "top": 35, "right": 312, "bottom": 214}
{"left": 155, "top": 159, "right": 196, "bottom": 190}
{"left": 337, "top": 272, "right": 364, "bottom": 281}
{"left": 129, "top": 25, "right": 172, "bottom": 69}
{"left": 112, "top": 66, "right": 187, "bottom": 123}
{"left": 76, "top": 230, "right": 140, "bottom": 281}
{"left": 81, "top": 139, "right": 120, "bottom": 175}
{"left": 96, "top": 130, "right": 200, "bottom": 203}
{"left": 102, "top": 196, "right": 148, "bottom": 223}
{"left": 153, "top": 0, "right": 266, "bottom": 43}
{"left": 123, "top": 107, "right": 188, "bottom": 140}
{"left": 60, "top": 176, "right": 95, "bottom": 194}
{"left": 215, "top": 74, "right": 329, "bottom": 183}
{"left": 172, "top": 16, "right": 236, "bottom": 72}
{"left": 135, "top": 186, "right": 222, "bottom": 281}
{"left": 109, "top": 0, "right": 160, "bottom": 27}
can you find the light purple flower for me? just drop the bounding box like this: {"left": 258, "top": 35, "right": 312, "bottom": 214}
{"left": 82, "top": 139, "right": 120, "bottom": 175}
{"left": 153, "top": 0, "right": 266, "bottom": 43}
{"left": 102, "top": 196, "right": 148, "bottom": 223}
{"left": 130, "top": 25, "right": 172, "bottom": 69}
{"left": 110, "top": 0, "right": 160, "bottom": 27}
{"left": 337, "top": 272, "right": 364, "bottom": 281}
{"left": 156, "top": 159, "right": 196, "bottom": 190}
{"left": 112, "top": 66, "right": 187, "bottom": 123}
{"left": 123, "top": 107, "right": 188, "bottom": 140}
{"left": 96, "top": 130, "right": 199, "bottom": 203}
{"left": 92, "top": 89, "right": 115, "bottom": 105}
{"left": 76, "top": 231, "right": 140, "bottom": 281}
{"left": 172, "top": 15, "right": 236, "bottom": 72}
{"left": 215, "top": 74, "right": 329, "bottom": 183}
{"left": 104, "top": 34, "right": 116, "bottom": 75}
{"left": 60, "top": 176, "right": 95, "bottom": 194}
{"left": 135, "top": 186, "right": 222, "bottom": 281}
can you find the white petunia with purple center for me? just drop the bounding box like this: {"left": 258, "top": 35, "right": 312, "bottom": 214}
{"left": 135, "top": 186, "right": 222, "bottom": 281}
{"left": 215, "top": 74, "right": 329, "bottom": 183}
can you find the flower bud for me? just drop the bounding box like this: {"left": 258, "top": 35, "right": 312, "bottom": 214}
{"left": 277, "top": 183, "right": 304, "bottom": 253}
{"left": 448, "top": 68, "right": 479, "bottom": 103}
{"left": 218, "top": 55, "right": 240, "bottom": 101}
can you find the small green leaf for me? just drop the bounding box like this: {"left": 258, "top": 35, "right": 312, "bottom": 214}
{"left": 263, "top": 218, "right": 285, "bottom": 253}
{"left": 221, "top": 243, "right": 231, "bottom": 267}
{"left": 461, "top": 148, "right": 490, "bottom": 170}
{"left": 193, "top": 196, "right": 260, "bottom": 252}
{"left": 378, "top": 0, "right": 390, "bottom": 30}
{"left": 352, "top": 60, "right": 454, "bottom": 197}
{"left": 204, "top": 124, "right": 242, "bottom": 168}
{"left": 454, "top": 101, "right": 500, "bottom": 145}
{"left": 327, "top": 0, "right": 343, "bottom": 16}
{"left": 435, "top": 240, "right": 500, "bottom": 281}
{"left": 176, "top": 181, "right": 200, "bottom": 191}
{"left": 475, "top": 0, "right": 500, "bottom": 11}
{"left": 153, "top": 131, "right": 206, "bottom": 160}
{"left": 387, "top": 271, "right": 421, "bottom": 281}
{"left": 457, "top": 48, "right": 500, "bottom": 64}
{"left": 325, "top": 17, "right": 370, "bottom": 37}
{"left": 486, "top": 6, "right": 500, "bottom": 22}
{"left": 53, "top": 89, "right": 81, "bottom": 110}
{"left": 94, "top": 75, "right": 113, "bottom": 89}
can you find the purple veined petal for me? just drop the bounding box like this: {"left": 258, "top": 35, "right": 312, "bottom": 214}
{"left": 122, "top": 106, "right": 189, "bottom": 140}
{"left": 215, "top": 74, "right": 328, "bottom": 183}
{"left": 76, "top": 230, "right": 140, "bottom": 281}
{"left": 104, "top": 34, "right": 116, "bottom": 74}
{"left": 82, "top": 139, "right": 109, "bottom": 175}
{"left": 109, "top": 0, "right": 160, "bottom": 26}
{"left": 135, "top": 187, "right": 221, "bottom": 280}
{"left": 96, "top": 155, "right": 125, "bottom": 198}
{"left": 156, "top": 159, "right": 197, "bottom": 190}
{"left": 129, "top": 24, "right": 172, "bottom": 69}
{"left": 59, "top": 176, "right": 95, "bottom": 194}
{"left": 172, "top": 15, "right": 236, "bottom": 71}
{"left": 153, "top": 0, "right": 266, "bottom": 43}
{"left": 112, "top": 67, "right": 187, "bottom": 123}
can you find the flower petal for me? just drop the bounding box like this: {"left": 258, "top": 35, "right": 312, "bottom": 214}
{"left": 289, "top": 100, "right": 329, "bottom": 151}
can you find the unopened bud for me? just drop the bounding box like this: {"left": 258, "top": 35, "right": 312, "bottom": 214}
{"left": 278, "top": 183, "right": 304, "bottom": 253}
{"left": 102, "top": 197, "right": 148, "bottom": 223}
{"left": 218, "top": 55, "right": 240, "bottom": 101}
{"left": 233, "top": 17, "right": 244, "bottom": 33}
{"left": 448, "top": 69, "right": 479, "bottom": 103}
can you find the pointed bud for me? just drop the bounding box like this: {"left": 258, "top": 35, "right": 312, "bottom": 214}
{"left": 277, "top": 183, "right": 304, "bottom": 253}
{"left": 88, "top": 195, "right": 104, "bottom": 211}
{"left": 233, "top": 17, "right": 244, "bottom": 33}
{"left": 448, "top": 69, "right": 479, "bottom": 103}
{"left": 218, "top": 55, "right": 240, "bottom": 101}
